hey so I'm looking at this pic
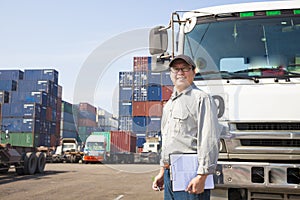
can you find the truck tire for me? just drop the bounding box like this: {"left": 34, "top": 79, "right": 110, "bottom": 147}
{"left": 24, "top": 152, "right": 37, "bottom": 175}
{"left": 35, "top": 152, "right": 46, "bottom": 173}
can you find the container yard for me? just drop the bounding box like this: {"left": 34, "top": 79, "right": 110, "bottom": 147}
{"left": 0, "top": 56, "right": 165, "bottom": 174}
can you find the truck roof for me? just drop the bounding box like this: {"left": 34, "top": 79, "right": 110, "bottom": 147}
{"left": 183, "top": 0, "right": 300, "bottom": 19}
{"left": 85, "top": 135, "right": 105, "bottom": 142}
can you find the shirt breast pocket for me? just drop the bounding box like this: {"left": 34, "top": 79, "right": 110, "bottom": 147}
{"left": 173, "top": 109, "right": 189, "bottom": 134}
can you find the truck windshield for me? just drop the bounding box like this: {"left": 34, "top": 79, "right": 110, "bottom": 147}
{"left": 184, "top": 14, "right": 300, "bottom": 80}
{"left": 86, "top": 142, "right": 105, "bottom": 151}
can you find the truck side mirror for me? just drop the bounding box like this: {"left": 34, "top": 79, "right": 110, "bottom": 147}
{"left": 149, "top": 26, "right": 168, "bottom": 55}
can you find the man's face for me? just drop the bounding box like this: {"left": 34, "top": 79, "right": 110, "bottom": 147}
{"left": 170, "top": 59, "right": 195, "bottom": 92}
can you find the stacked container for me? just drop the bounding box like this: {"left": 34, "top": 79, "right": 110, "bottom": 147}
{"left": 0, "top": 69, "right": 61, "bottom": 148}
{"left": 77, "top": 102, "right": 98, "bottom": 144}
{"left": 60, "top": 101, "right": 77, "bottom": 139}
{"left": 118, "top": 56, "right": 174, "bottom": 148}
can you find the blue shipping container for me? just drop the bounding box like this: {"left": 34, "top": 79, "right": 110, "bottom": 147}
{"left": 10, "top": 91, "right": 48, "bottom": 106}
{"left": 147, "top": 117, "right": 161, "bottom": 132}
{"left": 0, "top": 70, "right": 24, "bottom": 80}
{"left": 132, "top": 116, "right": 150, "bottom": 132}
{"left": 18, "top": 80, "right": 58, "bottom": 97}
{"left": 119, "top": 87, "right": 133, "bottom": 101}
{"left": 2, "top": 117, "right": 41, "bottom": 133}
{"left": 119, "top": 101, "right": 132, "bottom": 117}
{"left": 147, "top": 71, "right": 162, "bottom": 85}
{"left": 24, "top": 69, "right": 58, "bottom": 84}
{"left": 0, "top": 80, "right": 17, "bottom": 91}
{"left": 147, "top": 85, "right": 162, "bottom": 101}
{"left": 161, "top": 71, "right": 173, "bottom": 86}
{"left": 1, "top": 103, "right": 44, "bottom": 119}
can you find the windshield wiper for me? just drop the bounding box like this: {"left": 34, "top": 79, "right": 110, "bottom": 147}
{"left": 195, "top": 70, "right": 260, "bottom": 82}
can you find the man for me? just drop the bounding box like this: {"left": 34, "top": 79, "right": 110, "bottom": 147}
{"left": 152, "top": 54, "right": 221, "bottom": 200}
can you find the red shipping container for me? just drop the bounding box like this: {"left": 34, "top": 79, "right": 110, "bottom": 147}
{"left": 132, "top": 101, "right": 147, "bottom": 116}
{"left": 46, "top": 107, "right": 52, "bottom": 121}
{"left": 79, "top": 103, "right": 96, "bottom": 114}
{"left": 162, "top": 86, "right": 173, "bottom": 101}
{"left": 133, "top": 56, "right": 149, "bottom": 72}
{"left": 146, "top": 101, "right": 162, "bottom": 117}
{"left": 50, "top": 134, "right": 60, "bottom": 147}
{"left": 110, "top": 131, "right": 136, "bottom": 153}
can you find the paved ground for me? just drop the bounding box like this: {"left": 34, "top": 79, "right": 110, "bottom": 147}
{"left": 0, "top": 163, "right": 164, "bottom": 200}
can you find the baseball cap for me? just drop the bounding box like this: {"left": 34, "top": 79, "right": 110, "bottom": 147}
{"left": 169, "top": 54, "right": 196, "bottom": 69}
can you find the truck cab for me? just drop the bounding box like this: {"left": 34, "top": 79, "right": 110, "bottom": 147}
{"left": 149, "top": 1, "right": 300, "bottom": 199}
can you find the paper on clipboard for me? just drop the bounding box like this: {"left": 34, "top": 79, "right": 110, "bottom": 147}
{"left": 169, "top": 153, "right": 214, "bottom": 192}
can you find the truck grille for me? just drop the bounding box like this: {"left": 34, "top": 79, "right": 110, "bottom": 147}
{"left": 241, "top": 139, "right": 300, "bottom": 147}
{"left": 236, "top": 123, "right": 300, "bottom": 131}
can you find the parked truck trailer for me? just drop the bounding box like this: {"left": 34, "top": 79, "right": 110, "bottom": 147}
{"left": 149, "top": 1, "right": 300, "bottom": 199}
{"left": 83, "top": 131, "right": 160, "bottom": 164}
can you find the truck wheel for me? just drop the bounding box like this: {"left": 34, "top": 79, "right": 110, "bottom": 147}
{"left": 35, "top": 152, "right": 46, "bottom": 173}
{"left": 24, "top": 152, "right": 37, "bottom": 175}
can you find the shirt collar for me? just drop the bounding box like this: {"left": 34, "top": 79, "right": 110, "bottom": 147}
{"left": 171, "top": 83, "right": 196, "bottom": 101}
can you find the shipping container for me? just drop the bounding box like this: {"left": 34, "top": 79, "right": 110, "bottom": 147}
{"left": 78, "top": 110, "right": 96, "bottom": 121}
{"left": 60, "top": 121, "right": 77, "bottom": 132}
{"left": 110, "top": 131, "right": 136, "bottom": 153}
{"left": 147, "top": 117, "right": 161, "bottom": 132}
{"left": 17, "top": 80, "right": 58, "bottom": 97}
{"left": 0, "top": 70, "right": 24, "bottom": 80}
{"left": 24, "top": 69, "right": 58, "bottom": 84}
{"left": 60, "top": 130, "right": 77, "bottom": 139}
{"left": 0, "top": 80, "right": 17, "bottom": 91}
{"left": 133, "top": 86, "right": 147, "bottom": 101}
{"left": 133, "top": 71, "right": 147, "bottom": 86}
{"left": 119, "top": 116, "right": 132, "bottom": 131}
{"left": 78, "top": 118, "right": 97, "bottom": 127}
{"left": 119, "top": 101, "right": 132, "bottom": 117}
{"left": 147, "top": 85, "right": 162, "bottom": 101}
{"left": 161, "top": 71, "right": 173, "bottom": 86}
{"left": 147, "top": 71, "right": 162, "bottom": 85}
{"left": 2, "top": 117, "right": 41, "bottom": 133}
{"left": 147, "top": 101, "right": 163, "bottom": 117}
{"left": 62, "top": 101, "right": 74, "bottom": 114}
{"left": 61, "top": 112, "right": 76, "bottom": 123}
{"left": 78, "top": 103, "right": 96, "bottom": 114}
{"left": 119, "top": 71, "right": 133, "bottom": 87}
{"left": 0, "top": 132, "right": 39, "bottom": 147}
{"left": 133, "top": 56, "right": 151, "bottom": 72}
{"left": 119, "top": 87, "right": 133, "bottom": 101}
{"left": 132, "top": 101, "right": 147, "bottom": 116}
{"left": 10, "top": 91, "right": 48, "bottom": 106}
{"left": 0, "top": 91, "right": 9, "bottom": 103}
{"left": 162, "top": 85, "right": 173, "bottom": 101}
{"left": 132, "top": 116, "right": 149, "bottom": 132}
{"left": 1, "top": 103, "right": 44, "bottom": 119}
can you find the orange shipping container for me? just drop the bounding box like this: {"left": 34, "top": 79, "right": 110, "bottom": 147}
{"left": 162, "top": 86, "right": 173, "bottom": 101}
{"left": 147, "top": 101, "right": 162, "bottom": 117}
{"left": 132, "top": 101, "right": 147, "bottom": 116}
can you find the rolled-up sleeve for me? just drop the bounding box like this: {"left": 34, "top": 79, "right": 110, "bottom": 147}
{"left": 196, "top": 95, "right": 221, "bottom": 175}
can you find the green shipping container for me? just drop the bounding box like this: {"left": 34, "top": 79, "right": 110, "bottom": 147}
{"left": 0, "top": 132, "right": 38, "bottom": 147}
{"left": 62, "top": 101, "right": 74, "bottom": 114}
{"left": 92, "top": 132, "right": 110, "bottom": 152}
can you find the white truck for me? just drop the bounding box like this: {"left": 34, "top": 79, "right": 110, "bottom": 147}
{"left": 51, "top": 138, "right": 83, "bottom": 163}
{"left": 83, "top": 135, "right": 106, "bottom": 163}
{"left": 149, "top": 1, "right": 300, "bottom": 199}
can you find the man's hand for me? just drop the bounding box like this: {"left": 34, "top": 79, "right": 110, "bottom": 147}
{"left": 152, "top": 167, "right": 164, "bottom": 191}
{"left": 186, "top": 174, "right": 208, "bottom": 194}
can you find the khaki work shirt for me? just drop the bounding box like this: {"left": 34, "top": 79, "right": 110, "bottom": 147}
{"left": 160, "top": 83, "right": 221, "bottom": 174}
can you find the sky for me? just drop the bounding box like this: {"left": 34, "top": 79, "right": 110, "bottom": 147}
{"left": 0, "top": 0, "right": 278, "bottom": 115}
